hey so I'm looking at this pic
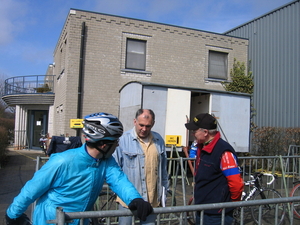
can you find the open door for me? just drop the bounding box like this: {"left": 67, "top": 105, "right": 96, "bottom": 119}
{"left": 28, "top": 110, "right": 48, "bottom": 150}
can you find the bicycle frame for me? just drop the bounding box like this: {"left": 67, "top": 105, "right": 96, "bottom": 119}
{"left": 243, "top": 172, "right": 276, "bottom": 200}
{"left": 234, "top": 172, "right": 285, "bottom": 225}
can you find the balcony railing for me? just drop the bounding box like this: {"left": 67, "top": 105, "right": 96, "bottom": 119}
{"left": 4, "top": 75, "right": 55, "bottom": 95}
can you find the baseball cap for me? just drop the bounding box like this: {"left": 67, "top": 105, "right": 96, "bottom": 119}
{"left": 185, "top": 113, "right": 217, "bottom": 130}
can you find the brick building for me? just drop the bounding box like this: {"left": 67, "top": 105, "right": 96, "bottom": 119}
{"left": 3, "top": 9, "right": 249, "bottom": 150}
{"left": 50, "top": 9, "right": 248, "bottom": 135}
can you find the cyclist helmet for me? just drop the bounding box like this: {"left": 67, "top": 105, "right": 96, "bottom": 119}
{"left": 82, "top": 112, "right": 123, "bottom": 143}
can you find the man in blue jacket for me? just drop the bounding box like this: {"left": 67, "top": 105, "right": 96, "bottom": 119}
{"left": 6, "top": 112, "right": 153, "bottom": 225}
{"left": 113, "top": 109, "right": 169, "bottom": 225}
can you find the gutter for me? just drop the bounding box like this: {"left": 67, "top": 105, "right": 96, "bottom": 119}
{"left": 77, "top": 22, "right": 85, "bottom": 137}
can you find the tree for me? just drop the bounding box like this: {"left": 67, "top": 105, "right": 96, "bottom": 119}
{"left": 222, "top": 58, "right": 254, "bottom": 94}
{"left": 0, "top": 73, "right": 15, "bottom": 165}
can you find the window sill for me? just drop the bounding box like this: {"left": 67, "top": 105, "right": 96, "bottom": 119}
{"left": 121, "top": 69, "right": 152, "bottom": 75}
{"left": 205, "top": 78, "right": 227, "bottom": 83}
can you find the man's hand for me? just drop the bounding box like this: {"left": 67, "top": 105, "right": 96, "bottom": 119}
{"left": 128, "top": 198, "right": 153, "bottom": 221}
{"left": 5, "top": 213, "right": 31, "bottom": 225}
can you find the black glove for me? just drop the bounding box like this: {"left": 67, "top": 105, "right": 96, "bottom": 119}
{"left": 128, "top": 198, "right": 153, "bottom": 221}
{"left": 5, "top": 213, "right": 31, "bottom": 225}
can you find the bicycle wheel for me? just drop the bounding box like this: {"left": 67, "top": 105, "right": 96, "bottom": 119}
{"left": 187, "top": 197, "right": 196, "bottom": 225}
{"left": 166, "top": 189, "right": 176, "bottom": 207}
{"left": 160, "top": 189, "right": 180, "bottom": 224}
{"left": 251, "top": 188, "right": 286, "bottom": 225}
{"left": 42, "top": 143, "right": 47, "bottom": 155}
{"left": 232, "top": 207, "right": 241, "bottom": 225}
{"left": 91, "top": 192, "right": 117, "bottom": 225}
{"left": 290, "top": 183, "right": 300, "bottom": 218}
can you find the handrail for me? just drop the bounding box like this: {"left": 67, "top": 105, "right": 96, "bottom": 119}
{"left": 48, "top": 196, "right": 300, "bottom": 225}
{"left": 4, "top": 75, "right": 55, "bottom": 95}
{"left": 33, "top": 154, "right": 300, "bottom": 224}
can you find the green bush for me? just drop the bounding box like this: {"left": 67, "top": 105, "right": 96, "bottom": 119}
{"left": 252, "top": 127, "right": 300, "bottom": 156}
{"left": 0, "top": 118, "right": 15, "bottom": 166}
{"left": 0, "top": 126, "right": 9, "bottom": 166}
{"left": 222, "top": 58, "right": 254, "bottom": 95}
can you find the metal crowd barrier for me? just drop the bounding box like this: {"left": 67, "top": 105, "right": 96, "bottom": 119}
{"left": 47, "top": 196, "right": 300, "bottom": 225}
{"left": 34, "top": 152, "right": 300, "bottom": 224}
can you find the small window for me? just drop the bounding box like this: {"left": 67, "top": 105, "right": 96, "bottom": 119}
{"left": 208, "top": 51, "right": 228, "bottom": 80}
{"left": 126, "top": 39, "right": 146, "bottom": 70}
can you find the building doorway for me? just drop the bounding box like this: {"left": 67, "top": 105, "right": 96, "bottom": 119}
{"left": 28, "top": 110, "right": 48, "bottom": 150}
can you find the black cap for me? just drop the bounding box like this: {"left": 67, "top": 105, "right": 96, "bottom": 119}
{"left": 185, "top": 113, "right": 217, "bottom": 130}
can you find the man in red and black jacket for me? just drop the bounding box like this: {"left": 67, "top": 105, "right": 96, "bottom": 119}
{"left": 185, "top": 113, "right": 244, "bottom": 225}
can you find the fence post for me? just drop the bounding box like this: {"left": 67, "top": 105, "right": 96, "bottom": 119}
{"left": 56, "top": 207, "right": 65, "bottom": 225}
{"left": 279, "top": 155, "right": 293, "bottom": 221}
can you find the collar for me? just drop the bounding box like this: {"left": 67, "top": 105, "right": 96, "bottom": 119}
{"left": 84, "top": 144, "right": 100, "bottom": 162}
{"left": 132, "top": 127, "right": 154, "bottom": 142}
{"left": 137, "top": 132, "right": 153, "bottom": 144}
{"left": 202, "top": 131, "right": 221, "bottom": 153}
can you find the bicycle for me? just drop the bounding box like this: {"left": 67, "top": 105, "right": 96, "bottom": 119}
{"left": 289, "top": 179, "right": 300, "bottom": 218}
{"left": 90, "top": 187, "right": 177, "bottom": 225}
{"left": 233, "top": 172, "right": 286, "bottom": 225}
{"left": 187, "top": 196, "right": 196, "bottom": 225}
{"left": 39, "top": 132, "right": 48, "bottom": 155}
{"left": 90, "top": 190, "right": 118, "bottom": 225}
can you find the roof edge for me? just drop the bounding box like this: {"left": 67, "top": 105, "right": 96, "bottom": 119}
{"left": 70, "top": 8, "right": 248, "bottom": 40}
{"left": 224, "top": 0, "right": 299, "bottom": 34}
{"left": 119, "top": 81, "right": 251, "bottom": 97}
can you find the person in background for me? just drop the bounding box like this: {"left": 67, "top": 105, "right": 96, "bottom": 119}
{"left": 189, "top": 139, "right": 197, "bottom": 158}
{"left": 6, "top": 112, "right": 153, "bottom": 225}
{"left": 113, "top": 109, "right": 169, "bottom": 225}
{"left": 185, "top": 113, "right": 244, "bottom": 225}
{"left": 47, "top": 134, "right": 82, "bottom": 156}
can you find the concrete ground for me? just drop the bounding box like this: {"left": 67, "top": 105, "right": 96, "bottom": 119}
{"left": 3, "top": 148, "right": 298, "bottom": 224}
{"left": 0, "top": 147, "right": 194, "bottom": 224}
{"left": 0, "top": 148, "right": 44, "bottom": 225}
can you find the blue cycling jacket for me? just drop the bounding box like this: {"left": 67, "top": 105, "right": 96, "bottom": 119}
{"left": 6, "top": 144, "right": 141, "bottom": 225}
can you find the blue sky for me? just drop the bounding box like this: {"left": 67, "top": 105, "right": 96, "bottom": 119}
{"left": 0, "top": 0, "right": 293, "bottom": 78}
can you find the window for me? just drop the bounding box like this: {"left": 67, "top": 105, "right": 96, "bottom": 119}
{"left": 208, "top": 51, "right": 228, "bottom": 80}
{"left": 126, "top": 39, "right": 146, "bottom": 70}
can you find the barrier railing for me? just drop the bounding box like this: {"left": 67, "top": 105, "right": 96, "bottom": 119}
{"left": 4, "top": 75, "right": 55, "bottom": 95}
{"left": 34, "top": 152, "right": 300, "bottom": 224}
{"left": 47, "top": 196, "right": 300, "bottom": 225}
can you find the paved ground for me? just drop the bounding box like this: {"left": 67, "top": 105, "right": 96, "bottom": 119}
{"left": 2, "top": 149, "right": 298, "bottom": 225}
{"left": 0, "top": 148, "right": 44, "bottom": 225}
{"left": 0, "top": 148, "right": 194, "bottom": 224}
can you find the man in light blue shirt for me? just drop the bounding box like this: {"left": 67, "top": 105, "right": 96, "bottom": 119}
{"left": 113, "top": 109, "right": 169, "bottom": 225}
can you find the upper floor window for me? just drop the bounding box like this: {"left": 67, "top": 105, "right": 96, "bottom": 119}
{"left": 126, "top": 39, "right": 146, "bottom": 71}
{"left": 208, "top": 51, "right": 228, "bottom": 80}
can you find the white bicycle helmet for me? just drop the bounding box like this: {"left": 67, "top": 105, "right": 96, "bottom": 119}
{"left": 82, "top": 112, "right": 123, "bottom": 143}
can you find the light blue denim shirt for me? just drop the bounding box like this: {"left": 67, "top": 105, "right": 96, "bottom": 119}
{"left": 113, "top": 128, "right": 169, "bottom": 203}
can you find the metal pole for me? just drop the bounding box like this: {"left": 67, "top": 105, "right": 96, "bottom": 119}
{"left": 56, "top": 207, "right": 65, "bottom": 225}
{"left": 280, "top": 155, "right": 292, "bottom": 221}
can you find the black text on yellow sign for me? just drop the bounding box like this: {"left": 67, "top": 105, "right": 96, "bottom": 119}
{"left": 70, "top": 119, "right": 84, "bottom": 128}
{"left": 165, "top": 135, "right": 182, "bottom": 147}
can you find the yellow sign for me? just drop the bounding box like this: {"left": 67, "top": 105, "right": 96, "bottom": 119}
{"left": 70, "top": 119, "right": 84, "bottom": 128}
{"left": 165, "top": 135, "right": 182, "bottom": 147}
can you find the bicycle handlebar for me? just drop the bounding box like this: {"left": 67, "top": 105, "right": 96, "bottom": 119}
{"left": 244, "top": 172, "right": 276, "bottom": 186}
{"left": 263, "top": 173, "right": 275, "bottom": 185}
